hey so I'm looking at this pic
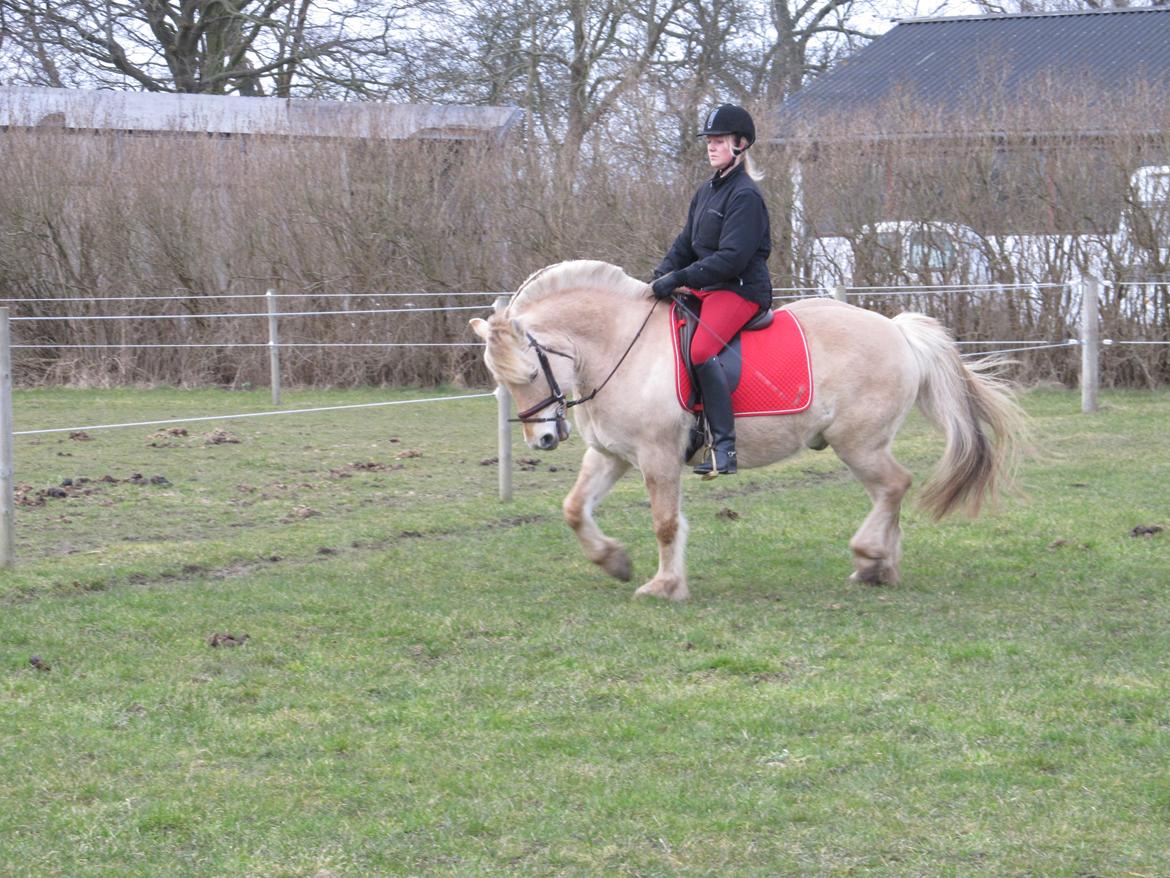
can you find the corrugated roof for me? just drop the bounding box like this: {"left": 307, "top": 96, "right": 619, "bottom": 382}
{"left": 0, "top": 86, "right": 522, "bottom": 141}
{"left": 776, "top": 7, "right": 1170, "bottom": 136}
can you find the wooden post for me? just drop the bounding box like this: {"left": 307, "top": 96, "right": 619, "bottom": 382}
{"left": 494, "top": 296, "right": 513, "bottom": 502}
{"left": 833, "top": 284, "right": 848, "bottom": 303}
{"left": 1081, "top": 276, "right": 1100, "bottom": 413}
{"left": 0, "top": 308, "right": 14, "bottom": 567}
{"left": 266, "top": 289, "right": 282, "bottom": 405}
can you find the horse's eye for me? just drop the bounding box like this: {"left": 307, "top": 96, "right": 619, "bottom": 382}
{"left": 528, "top": 370, "right": 540, "bottom": 382}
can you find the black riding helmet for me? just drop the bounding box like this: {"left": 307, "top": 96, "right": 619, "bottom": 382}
{"left": 697, "top": 104, "right": 755, "bottom": 149}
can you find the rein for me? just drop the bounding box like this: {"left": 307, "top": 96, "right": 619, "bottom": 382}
{"left": 510, "top": 299, "right": 660, "bottom": 431}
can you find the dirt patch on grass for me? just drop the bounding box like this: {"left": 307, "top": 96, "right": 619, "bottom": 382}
{"left": 1130, "top": 524, "right": 1164, "bottom": 537}
{"left": 328, "top": 461, "right": 404, "bottom": 478}
{"left": 15, "top": 473, "right": 171, "bottom": 507}
{"left": 281, "top": 505, "right": 320, "bottom": 522}
{"left": 204, "top": 428, "right": 241, "bottom": 445}
{"left": 147, "top": 427, "right": 189, "bottom": 447}
{"left": 207, "top": 632, "right": 249, "bottom": 647}
{"left": 707, "top": 468, "right": 850, "bottom": 501}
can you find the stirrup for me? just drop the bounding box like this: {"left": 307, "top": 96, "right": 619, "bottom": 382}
{"left": 693, "top": 446, "right": 736, "bottom": 479}
{"left": 693, "top": 445, "right": 718, "bottom": 479}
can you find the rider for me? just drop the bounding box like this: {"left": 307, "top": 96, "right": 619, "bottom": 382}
{"left": 650, "top": 103, "right": 773, "bottom": 476}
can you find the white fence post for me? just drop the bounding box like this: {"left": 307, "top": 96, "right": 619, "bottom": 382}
{"left": 0, "top": 308, "right": 14, "bottom": 567}
{"left": 266, "top": 289, "right": 281, "bottom": 405}
{"left": 494, "top": 296, "right": 513, "bottom": 502}
{"left": 833, "top": 284, "right": 848, "bottom": 303}
{"left": 1081, "top": 276, "right": 1100, "bottom": 413}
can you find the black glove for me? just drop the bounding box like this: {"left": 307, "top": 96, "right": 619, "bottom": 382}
{"left": 650, "top": 268, "right": 666, "bottom": 282}
{"left": 651, "top": 270, "right": 684, "bottom": 300}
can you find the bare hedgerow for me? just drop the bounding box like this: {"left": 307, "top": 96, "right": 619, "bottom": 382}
{"left": 0, "top": 107, "right": 695, "bottom": 388}
{"left": 0, "top": 77, "right": 1166, "bottom": 387}
{"left": 777, "top": 74, "right": 1170, "bottom": 386}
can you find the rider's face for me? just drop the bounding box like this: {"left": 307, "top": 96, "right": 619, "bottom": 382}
{"left": 706, "top": 134, "right": 737, "bottom": 168}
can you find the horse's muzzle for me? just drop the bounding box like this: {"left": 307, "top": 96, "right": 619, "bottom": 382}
{"left": 537, "top": 432, "right": 560, "bottom": 451}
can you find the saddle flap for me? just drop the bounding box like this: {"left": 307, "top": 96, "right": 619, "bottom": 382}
{"left": 670, "top": 301, "right": 814, "bottom": 417}
{"left": 674, "top": 295, "right": 742, "bottom": 407}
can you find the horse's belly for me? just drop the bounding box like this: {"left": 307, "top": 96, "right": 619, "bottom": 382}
{"left": 735, "top": 412, "right": 818, "bottom": 468}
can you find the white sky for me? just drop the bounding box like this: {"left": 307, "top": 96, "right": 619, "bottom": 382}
{"left": 859, "top": 0, "right": 990, "bottom": 33}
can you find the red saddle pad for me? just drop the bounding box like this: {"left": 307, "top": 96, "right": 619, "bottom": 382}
{"left": 671, "top": 304, "right": 813, "bottom": 416}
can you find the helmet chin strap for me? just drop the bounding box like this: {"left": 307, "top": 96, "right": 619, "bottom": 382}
{"left": 717, "top": 143, "right": 748, "bottom": 176}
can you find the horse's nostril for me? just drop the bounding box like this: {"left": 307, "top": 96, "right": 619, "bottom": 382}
{"left": 539, "top": 433, "right": 557, "bottom": 450}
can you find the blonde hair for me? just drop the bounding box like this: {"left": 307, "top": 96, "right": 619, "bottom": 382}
{"left": 740, "top": 137, "right": 764, "bottom": 182}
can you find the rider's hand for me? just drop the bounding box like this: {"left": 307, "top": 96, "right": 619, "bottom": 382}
{"left": 651, "top": 271, "right": 684, "bottom": 299}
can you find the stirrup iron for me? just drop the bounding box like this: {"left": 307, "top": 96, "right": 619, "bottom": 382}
{"left": 701, "top": 445, "right": 719, "bottom": 481}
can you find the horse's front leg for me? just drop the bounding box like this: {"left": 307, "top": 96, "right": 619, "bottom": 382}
{"left": 563, "top": 447, "right": 633, "bottom": 581}
{"left": 633, "top": 460, "right": 689, "bottom": 601}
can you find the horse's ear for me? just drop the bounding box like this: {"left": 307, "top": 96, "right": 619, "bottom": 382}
{"left": 469, "top": 317, "right": 489, "bottom": 340}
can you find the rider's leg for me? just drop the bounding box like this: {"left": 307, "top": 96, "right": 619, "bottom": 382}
{"left": 692, "top": 356, "right": 737, "bottom": 476}
{"left": 690, "top": 291, "right": 758, "bottom": 477}
{"left": 689, "top": 290, "right": 760, "bottom": 365}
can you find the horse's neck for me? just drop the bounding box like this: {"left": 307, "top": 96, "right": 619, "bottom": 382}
{"left": 523, "top": 290, "right": 625, "bottom": 353}
{"left": 523, "top": 291, "right": 650, "bottom": 389}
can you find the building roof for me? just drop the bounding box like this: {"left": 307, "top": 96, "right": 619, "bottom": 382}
{"left": 775, "top": 7, "right": 1170, "bottom": 139}
{"left": 0, "top": 86, "right": 522, "bottom": 141}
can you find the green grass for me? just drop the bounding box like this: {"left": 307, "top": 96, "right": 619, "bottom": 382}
{"left": 1, "top": 387, "right": 1168, "bottom": 877}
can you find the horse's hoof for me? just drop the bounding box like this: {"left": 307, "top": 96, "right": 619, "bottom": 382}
{"left": 634, "top": 578, "right": 690, "bottom": 601}
{"left": 602, "top": 547, "right": 632, "bottom": 582}
{"left": 849, "top": 563, "right": 898, "bottom": 585}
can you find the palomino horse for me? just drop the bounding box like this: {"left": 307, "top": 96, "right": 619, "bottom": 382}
{"left": 470, "top": 260, "right": 1023, "bottom": 600}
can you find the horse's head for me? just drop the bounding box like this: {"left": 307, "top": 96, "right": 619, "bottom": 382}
{"left": 471, "top": 260, "right": 650, "bottom": 451}
{"left": 470, "top": 312, "right": 574, "bottom": 451}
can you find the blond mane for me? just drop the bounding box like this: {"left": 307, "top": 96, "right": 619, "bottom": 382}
{"left": 511, "top": 260, "right": 649, "bottom": 311}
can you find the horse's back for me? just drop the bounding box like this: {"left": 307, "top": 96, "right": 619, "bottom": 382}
{"left": 781, "top": 298, "right": 920, "bottom": 423}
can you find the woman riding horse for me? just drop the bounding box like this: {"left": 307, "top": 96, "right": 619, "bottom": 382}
{"left": 651, "top": 104, "right": 772, "bottom": 477}
{"left": 471, "top": 260, "right": 1023, "bottom": 600}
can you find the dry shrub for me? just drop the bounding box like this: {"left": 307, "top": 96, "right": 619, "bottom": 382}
{"left": 778, "top": 75, "right": 1170, "bottom": 386}
{"left": 0, "top": 114, "right": 692, "bottom": 387}
{"left": 0, "top": 80, "right": 1166, "bottom": 387}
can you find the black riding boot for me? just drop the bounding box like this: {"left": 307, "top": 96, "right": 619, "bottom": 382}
{"left": 692, "top": 355, "right": 737, "bottom": 478}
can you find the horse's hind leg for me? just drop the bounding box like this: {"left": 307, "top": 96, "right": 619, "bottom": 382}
{"left": 563, "top": 447, "right": 633, "bottom": 581}
{"left": 834, "top": 441, "right": 913, "bottom": 584}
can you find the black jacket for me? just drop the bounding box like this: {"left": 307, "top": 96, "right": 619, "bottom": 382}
{"left": 655, "top": 162, "right": 773, "bottom": 309}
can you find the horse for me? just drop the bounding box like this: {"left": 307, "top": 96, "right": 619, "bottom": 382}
{"left": 470, "top": 260, "right": 1023, "bottom": 601}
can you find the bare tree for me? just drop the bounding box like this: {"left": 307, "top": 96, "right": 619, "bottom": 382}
{"left": 401, "top": 0, "right": 688, "bottom": 171}
{"left": 0, "top": 0, "right": 426, "bottom": 96}
{"left": 557, "top": 0, "right": 686, "bottom": 168}
{"left": 655, "top": 0, "right": 875, "bottom": 114}
{"left": 398, "top": 0, "right": 562, "bottom": 147}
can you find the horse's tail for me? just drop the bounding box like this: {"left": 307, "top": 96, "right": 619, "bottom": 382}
{"left": 893, "top": 312, "right": 1025, "bottom": 520}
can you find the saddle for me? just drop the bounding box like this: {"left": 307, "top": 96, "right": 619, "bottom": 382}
{"left": 673, "top": 292, "right": 774, "bottom": 409}
{"left": 669, "top": 294, "right": 814, "bottom": 463}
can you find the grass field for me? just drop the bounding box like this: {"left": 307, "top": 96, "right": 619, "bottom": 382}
{"left": 1, "top": 386, "right": 1167, "bottom": 877}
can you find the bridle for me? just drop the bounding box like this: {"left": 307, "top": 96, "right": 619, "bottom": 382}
{"left": 508, "top": 299, "right": 659, "bottom": 440}
{"left": 511, "top": 333, "right": 576, "bottom": 441}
